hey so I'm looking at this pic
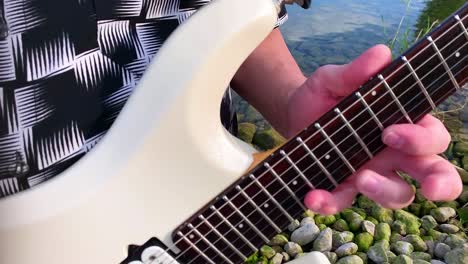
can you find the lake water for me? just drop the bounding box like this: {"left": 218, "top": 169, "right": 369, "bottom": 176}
{"left": 233, "top": 0, "right": 467, "bottom": 136}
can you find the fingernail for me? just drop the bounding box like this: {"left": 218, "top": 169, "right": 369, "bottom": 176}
{"left": 361, "top": 174, "right": 380, "bottom": 194}
{"left": 383, "top": 132, "right": 403, "bottom": 148}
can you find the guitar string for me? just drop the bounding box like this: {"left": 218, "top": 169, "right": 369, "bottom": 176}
{"left": 153, "top": 47, "right": 467, "bottom": 264}
{"left": 147, "top": 14, "right": 468, "bottom": 263}
{"left": 166, "top": 63, "right": 467, "bottom": 264}
{"left": 173, "top": 60, "right": 468, "bottom": 264}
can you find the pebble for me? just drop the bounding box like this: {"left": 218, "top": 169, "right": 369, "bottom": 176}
{"left": 269, "top": 253, "right": 283, "bottom": 264}
{"left": 332, "top": 231, "right": 354, "bottom": 250}
{"left": 300, "top": 217, "right": 315, "bottom": 226}
{"left": 439, "top": 224, "right": 459, "bottom": 234}
{"left": 426, "top": 240, "right": 435, "bottom": 257}
{"left": 313, "top": 227, "right": 333, "bottom": 252}
{"left": 421, "top": 215, "right": 438, "bottom": 231}
{"left": 413, "top": 260, "right": 431, "bottom": 264}
{"left": 393, "top": 241, "right": 414, "bottom": 255}
{"left": 290, "top": 223, "right": 320, "bottom": 246}
{"left": 323, "top": 251, "right": 338, "bottom": 264}
{"left": 411, "top": 252, "right": 432, "bottom": 262}
{"left": 284, "top": 242, "right": 303, "bottom": 257}
{"left": 393, "top": 255, "right": 413, "bottom": 264}
{"left": 444, "top": 234, "right": 465, "bottom": 249}
{"left": 362, "top": 220, "right": 375, "bottom": 235}
{"left": 281, "top": 252, "right": 290, "bottom": 262}
{"left": 404, "top": 235, "right": 428, "bottom": 251}
{"left": 288, "top": 220, "right": 301, "bottom": 232}
{"left": 434, "top": 243, "right": 451, "bottom": 259}
{"left": 336, "top": 255, "right": 364, "bottom": 264}
{"left": 335, "top": 242, "right": 358, "bottom": 257}
{"left": 430, "top": 260, "right": 446, "bottom": 264}
{"left": 430, "top": 208, "right": 456, "bottom": 223}
{"left": 269, "top": 234, "right": 288, "bottom": 247}
{"left": 367, "top": 243, "right": 389, "bottom": 263}
{"left": 444, "top": 243, "right": 468, "bottom": 264}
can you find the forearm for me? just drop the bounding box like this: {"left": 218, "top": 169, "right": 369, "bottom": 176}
{"left": 231, "top": 28, "right": 306, "bottom": 137}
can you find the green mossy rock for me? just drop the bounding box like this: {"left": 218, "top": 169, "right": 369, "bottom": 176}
{"left": 393, "top": 255, "right": 413, "bottom": 264}
{"left": 260, "top": 245, "right": 276, "bottom": 259}
{"left": 421, "top": 201, "right": 438, "bottom": 216}
{"left": 375, "top": 223, "right": 391, "bottom": 241}
{"left": 395, "top": 210, "right": 421, "bottom": 235}
{"left": 355, "top": 232, "right": 374, "bottom": 252}
{"left": 252, "top": 128, "right": 286, "bottom": 150}
{"left": 409, "top": 203, "right": 422, "bottom": 217}
{"left": 237, "top": 122, "right": 257, "bottom": 144}
{"left": 371, "top": 206, "right": 394, "bottom": 224}
{"left": 454, "top": 142, "right": 468, "bottom": 156}
{"left": 334, "top": 219, "right": 350, "bottom": 231}
{"left": 357, "top": 195, "right": 378, "bottom": 214}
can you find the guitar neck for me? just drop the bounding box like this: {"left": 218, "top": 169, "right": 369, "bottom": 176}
{"left": 171, "top": 3, "right": 468, "bottom": 263}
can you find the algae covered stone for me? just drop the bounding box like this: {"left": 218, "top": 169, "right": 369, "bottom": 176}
{"left": 371, "top": 206, "right": 394, "bottom": 224}
{"left": 324, "top": 251, "right": 338, "bottom": 264}
{"left": 269, "top": 234, "right": 288, "bottom": 247}
{"left": 284, "top": 242, "right": 302, "bottom": 257}
{"left": 268, "top": 253, "right": 283, "bottom": 264}
{"left": 434, "top": 243, "right": 451, "bottom": 259}
{"left": 393, "top": 241, "right": 414, "bottom": 255}
{"left": 333, "top": 231, "right": 354, "bottom": 250}
{"left": 395, "top": 210, "right": 421, "bottom": 235}
{"left": 362, "top": 220, "right": 376, "bottom": 235}
{"left": 404, "top": 235, "right": 428, "bottom": 252}
{"left": 421, "top": 215, "right": 438, "bottom": 231}
{"left": 355, "top": 232, "right": 374, "bottom": 252}
{"left": 334, "top": 219, "right": 350, "bottom": 231}
{"left": 392, "top": 220, "right": 407, "bottom": 235}
{"left": 237, "top": 123, "right": 257, "bottom": 144}
{"left": 367, "top": 242, "right": 389, "bottom": 263}
{"left": 411, "top": 252, "right": 432, "bottom": 261}
{"left": 444, "top": 234, "right": 465, "bottom": 249}
{"left": 260, "top": 245, "right": 276, "bottom": 259}
{"left": 336, "top": 255, "right": 364, "bottom": 264}
{"left": 394, "top": 255, "right": 413, "bottom": 264}
{"left": 356, "top": 252, "right": 367, "bottom": 264}
{"left": 375, "top": 223, "right": 391, "bottom": 241}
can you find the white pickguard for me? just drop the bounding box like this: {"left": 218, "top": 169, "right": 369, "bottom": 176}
{"left": 0, "top": 0, "right": 329, "bottom": 263}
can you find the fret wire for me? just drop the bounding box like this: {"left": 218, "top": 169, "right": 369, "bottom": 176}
{"left": 280, "top": 150, "right": 315, "bottom": 189}
{"left": 355, "top": 92, "right": 384, "bottom": 130}
{"left": 427, "top": 36, "right": 461, "bottom": 90}
{"left": 334, "top": 108, "right": 373, "bottom": 159}
{"left": 235, "top": 186, "right": 282, "bottom": 233}
{"left": 264, "top": 162, "right": 307, "bottom": 211}
{"left": 378, "top": 74, "right": 414, "bottom": 124}
{"left": 168, "top": 45, "right": 467, "bottom": 262}
{"left": 455, "top": 15, "right": 468, "bottom": 40}
{"left": 170, "top": 60, "right": 467, "bottom": 264}
{"left": 296, "top": 137, "right": 339, "bottom": 187}
{"left": 315, "top": 123, "right": 357, "bottom": 173}
{"left": 177, "top": 231, "right": 215, "bottom": 264}
{"left": 187, "top": 224, "right": 234, "bottom": 264}
{"left": 401, "top": 56, "right": 437, "bottom": 110}
{"left": 198, "top": 215, "right": 247, "bottom": 260}
{"left": 222, "top": 196, "right": 270, "bottom": 243}
{"left": 210, "top": 206, "right": 258, "bottom": 251}
{"left": 248, "top": 174, "right": 296, "bottom": 222}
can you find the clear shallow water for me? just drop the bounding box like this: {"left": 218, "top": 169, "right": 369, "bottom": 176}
{"left": 280, "top": 0, "right": 445, "bottom": 75}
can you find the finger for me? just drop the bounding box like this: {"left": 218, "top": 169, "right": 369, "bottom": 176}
{"left": 304, "top": 180, "right": 358, "bottom": 215}
{"left": 395, "top": 154, "right": 462, "bottom": 201}
{"left": 382, "top": 114, "right": 451, "bottom": 156}
{"left": 353, "top": 169, "right": 415, "bottom": 209}
{"left": 311, "top": 44, "right": 392, "bottom": 97}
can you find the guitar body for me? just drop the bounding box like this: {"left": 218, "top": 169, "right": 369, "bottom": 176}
{"left": 0, "top": 0, "right": 299, "bottom": 263}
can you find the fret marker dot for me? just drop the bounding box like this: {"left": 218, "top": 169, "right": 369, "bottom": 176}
{"left": 292, "top": 180, "right": 298, "bottom": 185}
{"left": 371, "top": 91, "right": 377, "bottom": 96}
{"left": 325, "top": 154, "right": 331, "bottom": 160}
{"left": 264, "top": 203, "right": 269, "bottom": 208}
{"left": 456, "top": 52, "right": 460, "bottom": 58}
{"left": 189, "top": 234, "right": 195, "bottom": 239}
{"left": 238, "top": 224, "right": 244, "bottom": 229}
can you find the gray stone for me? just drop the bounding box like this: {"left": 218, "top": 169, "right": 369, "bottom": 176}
{"left": 426, "top": 240, "right": 435, "bottom": 257}
{"left": 430, "top": 208, "right": 456, "bottom": 223}
{"left": 430, "top": 260, "right": 446, "bottom": 264}
{"left": 421, "top": 216, "right": 438, "bottom": 231}
{"left": 393, "top": 241, "right": 415, "bottom": 255}
{"left": 336, "top": 255, "right": 364, "bottom": 264}
{"left": 335, "top": 243, "right": 358, "bottom": 257}
{"left": 284, "top": 242, "right": 303, "bottom": 257}
{"left": 413, "top": 260, "right": 431, "bottom": 264}
{"left": 281, "top": 252, "right": 290, "bottom": 262}
{"left": 362, "top": 220, "right": 376, "bottom": 235}
{"left": 323, "top": 251, "right": 338, "bottom": 264}
{"left": 404, "top": 235, "right": 428, "bottom": 252}
{"left": 444, "top": 243, "right": 468, "bottom": 264}
{"left": 332, "top": 231, "right": 354, "bottom": 250}
{"left": 300, "top": 217, "right": 315, "bottom": 226}
{"left": 290, "top": 222, "right": 320, "bottom": 246}
{"left": 444, "top": 234, "right": 465, "bottom": 249}
{"left": 367, "top": 243, "right": 389, "bottom": 263}
{"left": 439, "top": 224, "right": 460, "bottom": 234}
{"left": 434, "top": 243, "right": 451, "bottom": 259}
{"left": 313, "top": 227, "right": 333, "bottom": 252}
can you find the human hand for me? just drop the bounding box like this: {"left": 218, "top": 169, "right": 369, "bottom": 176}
{"left": 285, "top": 44, "right": 463, "bottom": 215}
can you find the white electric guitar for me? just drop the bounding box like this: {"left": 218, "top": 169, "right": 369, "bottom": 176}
{"left": 0, "top": 0, "right": 466, "bottom": 263}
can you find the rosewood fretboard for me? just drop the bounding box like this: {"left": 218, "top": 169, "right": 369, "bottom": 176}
{"left": 148, "top": 4, "right": 468, "bottom": 264}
